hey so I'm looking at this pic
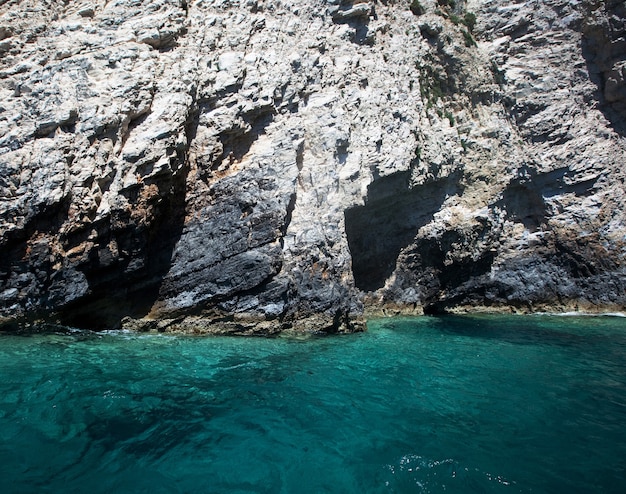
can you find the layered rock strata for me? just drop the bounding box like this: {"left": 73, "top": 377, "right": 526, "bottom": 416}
{"left": 1, "top": 0, "right": 625, "bottom": 333}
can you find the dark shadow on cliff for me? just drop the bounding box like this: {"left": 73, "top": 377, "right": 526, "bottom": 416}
{"left": 330, "top": 2, "right": 374, "bottom": 46}
{"left": 0, "top": 196, "right": 72, "bottom": 326}
{"left": 57, "top": 120, "right": 196, "bottom": 330}
{"left": 422, "top": 166, "right": 604, "bottom": 315}
{"left": 345, "top": 172, "right": 459, "bottom": 292}
{"left": 58, "top": 168, "right": 189, "bottom": 330}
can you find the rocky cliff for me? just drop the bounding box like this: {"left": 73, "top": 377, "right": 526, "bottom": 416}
{"left": 1, "top": 0, "right": 625, "bottom": 333}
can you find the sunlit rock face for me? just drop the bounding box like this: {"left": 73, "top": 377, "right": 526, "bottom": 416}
{"left": 1, "top": 0, "right": 625, "bottom": 333}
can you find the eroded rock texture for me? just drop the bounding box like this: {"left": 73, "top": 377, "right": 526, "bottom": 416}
{"left": 0, "top": 0, "right": 625, "bottom": 333}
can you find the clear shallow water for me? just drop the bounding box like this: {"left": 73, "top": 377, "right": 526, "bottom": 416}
{"left": 1, "top": 315, "right": 626, "bottom": 493}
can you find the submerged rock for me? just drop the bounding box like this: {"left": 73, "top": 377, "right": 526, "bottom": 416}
{"left": 0, "top": 0, "right": 625, "bottom": 333}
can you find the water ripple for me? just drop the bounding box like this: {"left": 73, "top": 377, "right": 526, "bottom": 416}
{"left": 0, "top": 315, "right": 625, "bottom": 493}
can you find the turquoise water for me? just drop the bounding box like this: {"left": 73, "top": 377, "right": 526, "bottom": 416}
{"left": 1, "top": 315, "right": 626, "bottom": 493}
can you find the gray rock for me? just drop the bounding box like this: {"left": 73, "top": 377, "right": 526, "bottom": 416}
{"left": 0, "top": 0, "right": 625, "bottom": 333}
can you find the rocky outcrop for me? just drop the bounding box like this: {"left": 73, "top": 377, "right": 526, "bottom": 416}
{"left": 1, "top": 0, "right": 625, "bottom": 333}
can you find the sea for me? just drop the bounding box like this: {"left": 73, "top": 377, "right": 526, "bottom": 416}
{"left": 1, "top": 314, "right": 625, "bottom": 493}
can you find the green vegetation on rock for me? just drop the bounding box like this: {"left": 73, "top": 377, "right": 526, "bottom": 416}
{"left": 437, "top": 0, "right": 456, "bottom": 8}
{"left": 446, "top": 10, "right": 477, "bottom": 33}
{"left": 491, "top": 61, "right": 506, "bottom": 85}
{"left": 417, "top": 62, "right": 446, "bottom": 108}
{"left": 409, "top": 0, "right": 425, "bottom": 16}
{"left": 462, "top": 28, "right": 476, "bottom": 47}
{"left": 463, "top": 12, "right": 477, "bottom": 32}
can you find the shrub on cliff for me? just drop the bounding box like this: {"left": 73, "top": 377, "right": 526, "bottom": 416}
{"left": 437, "top": 0, "right": 456, "bottom": 8}
{"left": 464, "top": 12, "right": 477, "bottom": 32}
{"left": 409, "top": 0, "right": 425, "bottom": 16}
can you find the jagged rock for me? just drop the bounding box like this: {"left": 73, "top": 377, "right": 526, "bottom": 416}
{"left": 0, "top": 0, "right": 625, "bottom": 333}
{"left": 330, "top": 2, "right": 373, "bottom": 21}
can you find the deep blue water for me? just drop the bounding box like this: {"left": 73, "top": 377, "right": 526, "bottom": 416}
{"left": 1, "top": 315, "right": 626, "bottom": 493}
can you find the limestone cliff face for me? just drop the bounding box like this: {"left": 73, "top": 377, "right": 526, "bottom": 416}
{"left": 1, "top": 0, "right": 625, "bottom": 333}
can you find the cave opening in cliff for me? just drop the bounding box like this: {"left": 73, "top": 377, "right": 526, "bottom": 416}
{"left": 57, "top": 166, "right": 190, "bottom": 330}
{"left": 344, "top": 172, "right": 456, "bottom": 292}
